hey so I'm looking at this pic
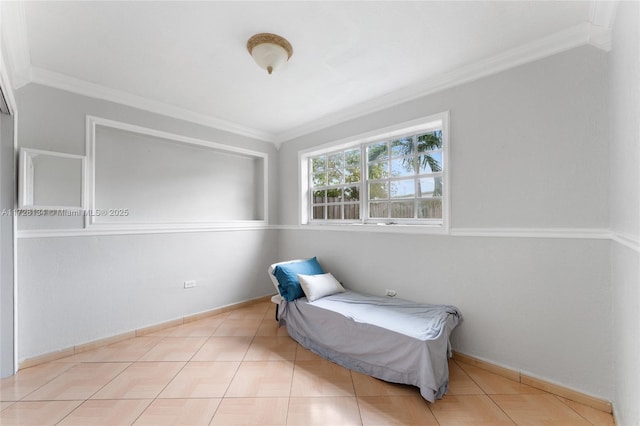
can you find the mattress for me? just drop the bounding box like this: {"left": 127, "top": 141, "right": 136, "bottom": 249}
{"left": 279, "top": 290, "right": 462, "bottom": 402}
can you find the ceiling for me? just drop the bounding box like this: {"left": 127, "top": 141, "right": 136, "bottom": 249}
{"left": 0, "top": 1, "right": 615, "bottom": 144}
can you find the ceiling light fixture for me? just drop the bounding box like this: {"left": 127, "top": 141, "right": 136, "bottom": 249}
{"left": 247, "top": 33, "right": 293, "bottom": 75}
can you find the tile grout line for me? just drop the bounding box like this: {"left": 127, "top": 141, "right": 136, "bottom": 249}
{"left": 84, "top": 330, "right": 173, "bottom": 412}
{"left": 349, "top": 370, "right": 365, "bottom": 426}
{"left": 212, "top": 311, "right": 263, "bottom": 424}
{"left": 10, "top": 362, "right": 77, "bottom": 403}
{"left": 51, "top": 361, "right": 135, "bottom": 426}
{"left": 284, "top": 315, "right": 296, "bottom": 426}
{"left": 453, "top": 359, "right": 519, "bottom": 425}
{"left": 454, "top": 358, "right": 606, "bottom": 425}
{"left": 143, "top": 320, "right": 225, "bottom": 425}
{"left": 485, "top": 394, "right": 519, "bottom": 425}
{"left": 209, "top": 359, "right": 241, "bottom": 425}
{"left": 9, "top": 334, "right": 163, "bottom": 420}
{"left": 0, "top": 402, "right": 14, "bottom": 412}
{"left": 552, "top": 395, "right": 602, "bottom": 426}
{"left": 424, "top": 395, "right": 442, "bottom": 425}
{"left": 130, "top": 399, "right": 154, "bottom": 425}
{"left": 284, "top": 342, "right": 298, "bottom": 426}
{"left": 82, "top": 361, "right": 134, "bottom": 401}
{"left": 52, "top": 400, "right": 85, "bottom": 426}
{"left": 115, "top": 323, "right": 206, "bottom": 424}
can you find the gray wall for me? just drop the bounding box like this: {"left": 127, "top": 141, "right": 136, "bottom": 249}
{"left": 278, "top": 46, "right": 613, "bottom": 400}
{"left": 609, "top": 2, "right": 640, "bottom": 424}
{"left": 278, "top": 47, "right": 609, "bottom": 229}
{"left": 0, "top": 111, "right": 15, "bottom": 378}
{"left": 18, "top": 230, "right": 278, "bottom": 359}
{"left": 15, "top": 84, "right": 280, "bottom": 362}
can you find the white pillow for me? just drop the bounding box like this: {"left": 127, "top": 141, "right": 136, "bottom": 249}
{"left": 297, "top": 272, "right": 346, "bottom": 302}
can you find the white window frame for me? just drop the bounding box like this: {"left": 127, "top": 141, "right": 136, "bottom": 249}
{"left": 299, "top": 111, "right": 450, "bottom": 233}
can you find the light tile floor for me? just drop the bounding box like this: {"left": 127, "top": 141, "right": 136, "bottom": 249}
{"left": 0, "top": 301, "right": 615, "bottom": 425}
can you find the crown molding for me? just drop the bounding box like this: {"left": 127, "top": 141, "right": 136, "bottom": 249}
{"left": 0, "top": 47, "right": 18, "bottom": 115}
{"left": 587, "top": 0, "right": 618, "bottom": 52}
{"left": 590, "top": 0, "right": 619, "bottom": 29}
{"left": 30, "top": 67, "right": 276, "bottom": 143}
{"left": 2, "top": 1, "right": 613, "bottom": 147}
{"left": 588, "top": 23, "right": 613, "bottom": 51}
{"left": 0, "top": 0, "right": 31, "bottom": 89}
{"left": 1, "top": 1, "right": 276, "bottom": 142}
{"left": 275, "top": 22, "right": 606, "bottom": 144}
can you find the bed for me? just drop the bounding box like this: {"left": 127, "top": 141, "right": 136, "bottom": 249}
{"left": 269, "top": 258, "right": 462, "bottom": 402}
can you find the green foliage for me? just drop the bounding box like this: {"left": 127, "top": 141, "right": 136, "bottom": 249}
{"left": 369, "top": 182, "right": 388, "bottom": 200}
{"left": 367, "top": 142, "right": 388, "bottom": 162}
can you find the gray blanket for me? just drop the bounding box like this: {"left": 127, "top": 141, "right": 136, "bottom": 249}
{"left": 279, "top": 291, "right": 462, "bottom": 402}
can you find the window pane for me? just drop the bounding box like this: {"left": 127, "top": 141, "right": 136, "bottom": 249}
{"left": 328, "top": 153, "right": 343, "bottom": 170}
{"left": 369, "top": 182, "right": 388, "bottom": 200}
{"left": 345, "top": 167, "right": 360, "bottom": 183}
{"left": 418, "top": 177, "right": 442, "bottom": 197}
{"left": 313, "top": 205, "right": 325, "bottom": 220}
{"left": 344, "top": 204, "right": 360, "bottom": 220}
{"left": 311, "top": 156, "right": 326, "bottom": 173}
{"left": 369, "top": 202, "right": 388, "bottom": 218}
{"left": 327, "top": 204, "right": 341, "bottom": 220}
{"left": 418, "top": 152, "right": 442, "bottom": 173}
{"left": 345, "top": 149, "right": 360, "bottom": 167}
{"left": 391, "top": 157, "right": 415, "bottom": 177}
{"left": 313, "top": 189, "right": 325, "bottom": 204}
{"left": 367, "top": 141, "right": 388, "bottom": 162}
{"left": 416, "top": 131, "right": 442, "bottom": 152}
{"left": 312, "top": 172, "right": 326, "bottom": 187}
{"left": 390, "top": 179, "right": 415, "bottom": 199}
{"left": 391, "top": 137, "right": 413, "bottom": 157}
{"left": 326, "top": 188, "right": 342, "bottom": 203}
{"left": 344, "top": 186, "right": 359, "bottom": 201}
{"left": 328, "top": 170, "right": 343, "bottom": 185}
{"left": 418, "top": 198, "right": 442, "bottom": 218}
{"left": 368, "top": 161, "right": 389, "bottom": 179}
{"left": 391, "top": 201, "right": 415, "bottom": 218}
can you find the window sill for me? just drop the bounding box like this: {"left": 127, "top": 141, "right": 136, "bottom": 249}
{"left": 299, "top": 222, "right": 449, "bottom": 235}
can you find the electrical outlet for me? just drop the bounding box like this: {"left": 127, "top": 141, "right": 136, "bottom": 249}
{"left": 384, "top": 289, "right": 396, "bottom": 297}
{"left": 184, "top": 280, "right": 196, "bottom": 289}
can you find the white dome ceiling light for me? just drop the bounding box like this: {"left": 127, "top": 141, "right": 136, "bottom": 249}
{"left": 247, "top": 33, "right": 293, "bottom": 75}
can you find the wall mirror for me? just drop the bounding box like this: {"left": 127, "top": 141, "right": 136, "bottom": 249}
{"left": 19, "top": 148, "right": 85, "bottom": 209}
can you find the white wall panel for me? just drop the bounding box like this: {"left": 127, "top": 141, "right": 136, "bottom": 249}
{"left": 15, "top": 84, "right": 278, "bottom": 230}
{"left": 609, "top": 1, "right": 640, "bottom": 424}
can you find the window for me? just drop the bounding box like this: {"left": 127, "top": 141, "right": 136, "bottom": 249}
{"left": 302, "top": 113, "right": 448, "bottom": 229}
{"left": 366, "top": 131, "right": 443, "bottom": 221}
{"left": 310, "top": 148, "right": 361, "bottom": 221}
